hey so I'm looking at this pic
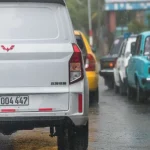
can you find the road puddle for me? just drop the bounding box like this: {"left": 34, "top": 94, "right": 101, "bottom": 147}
{"left": 12, "top": 130, "right": 57, "bottom": 150}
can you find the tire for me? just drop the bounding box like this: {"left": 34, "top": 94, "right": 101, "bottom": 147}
{"left": 107, "top": 81, "right": 114, "bottom": 89}
{"left": 57, "top": 122, "right": 88, "bottom": 150}
{"left": 136, "top": 81, "right": 146, "bottom": 102}
{"left": 105, "top": 78, "right": 114, "bottom": 89}
{"left": 114, "top": 84, "right": 119, "bottom": 94}
{"left": 57, "top": 128, "right": 73, "bottom": 150}
{"left": 90, "top": 88, "right": 99, "bottom": 104}
{"left": 73, "top": 122, "right": 88, "bottom": 150}
{"left": 119, "top": 77, "right": 126, "bottom": 96}
{"left": 127, "top": 85, "right": 135, "bottom": 100}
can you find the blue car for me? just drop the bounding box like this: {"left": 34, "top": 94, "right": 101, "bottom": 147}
{"left": 126, "top": 31, "right": 150, "bottom": 102}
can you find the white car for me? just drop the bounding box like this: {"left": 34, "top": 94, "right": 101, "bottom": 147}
{"left": 114, "top": 35, "right": 137, "bottom": 95}
{"left": 0, "top": 0, "right": 89, "bottom": 150}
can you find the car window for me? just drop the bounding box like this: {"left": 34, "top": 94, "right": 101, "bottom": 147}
{"left": 125, "top": 38, "right": 136, "bottom": 53}
{"left": 118, "top": 41, "right": 125, "bottom": 57}
{"left": 75, "top": 35, "right": 87, "bottom": 55}
{"left": 121, "top": 41, "right": 127, "bottom": 56}
{"left": 144, "top": 36, "right": 150, "bottom": 55}
{"left": 75, "top": 35, "right": 87, "bottom": 63}
{"left": 109, "top": 38, "right": 124, "bottom": 55}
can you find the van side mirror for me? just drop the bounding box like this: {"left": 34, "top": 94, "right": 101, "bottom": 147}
{"left": 131, "top": 42, "right": 136, "bottom": 55}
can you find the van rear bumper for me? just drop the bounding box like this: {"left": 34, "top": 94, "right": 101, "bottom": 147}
{"left": 0, "top": 115, "right": 88, "bottom": 126}
{"left": 0, "top": 115, "right": 88, "bottom": 132}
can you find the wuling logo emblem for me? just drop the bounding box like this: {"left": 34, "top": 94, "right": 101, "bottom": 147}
{"left": 1, "top": 45, "right": 15, "bottom": 52}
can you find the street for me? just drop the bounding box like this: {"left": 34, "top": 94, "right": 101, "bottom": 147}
{"left": 1, "top": 77, "right": 150, "bottom": 150}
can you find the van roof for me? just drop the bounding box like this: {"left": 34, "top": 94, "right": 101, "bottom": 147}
{"left": 0, "top": 0, "right": 65, "bottom": 5}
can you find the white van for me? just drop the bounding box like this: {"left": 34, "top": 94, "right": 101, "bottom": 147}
{"left": 0, "top": 1, "right": 89, "bottom": 150}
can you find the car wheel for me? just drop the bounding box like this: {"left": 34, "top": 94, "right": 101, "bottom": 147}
{"left": 127, "top": 85, "right": 134, "bottom": 100}
{"left": 114, "top": 84, "right": 119, "bottom": 94}
{"left": 105, "top": 78, "right": 114, "bottom": 89}
{"left": 136, "top": 81, "right": 146, "bottom": 103}
{"left": 107, "top": 81, "right": 114, "bottom": 89}
{"left": 90, "top": 88, "right": 99, "bottom": 104}
{"left": 73, "top": 122, "right": 88, "bottom": 150}
{"left": 119, "top": 77, "right": 126, "bottom": 96}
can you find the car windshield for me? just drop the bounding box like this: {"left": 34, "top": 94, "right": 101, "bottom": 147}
{"left": 109, "top": 38, "right": 124, "bottom": 55}
{"left": 75, "top": 34, "right": 87, "bottom": 63}
{"left": 75, "top": 35, "right": 86, "bottom": 55}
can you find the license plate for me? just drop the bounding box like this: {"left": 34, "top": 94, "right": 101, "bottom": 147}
{"left": 0, "top": 96, "right": 29, "bottom": 106}
{"left": 103, "top": 62, "right": 109, "bottom": 67}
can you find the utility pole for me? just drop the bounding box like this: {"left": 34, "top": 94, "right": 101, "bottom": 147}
{"left": 88, "top": 0, "right": 93, "bottom": 47}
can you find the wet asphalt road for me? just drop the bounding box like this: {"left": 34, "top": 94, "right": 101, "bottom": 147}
{"left": 1, "top": 77, "right": 150, "bottom": 149}
{"left": 89, "top": 77, "right": 150, "bottom": 150}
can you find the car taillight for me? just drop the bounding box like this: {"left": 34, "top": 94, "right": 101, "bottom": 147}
{"left": 113, "top": 59, "right": 117, "bottom": 67}
{"left": 109, "top": 59, "right": 117, "bottom": 68}
{"left": 69, "top": 43, "right": 84, "bottom": 84}
{"left": 85, "top": 54, "right": 96, "bottom": 71}
{"left": 109, "top": 62, "right": 113, "bottom": 68}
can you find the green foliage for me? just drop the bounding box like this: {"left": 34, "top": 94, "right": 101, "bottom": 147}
{"left": 66, "top": 0, "right": 88, "bottom": 33}
{"left": 127, "top": 19, "right": 147, "bottom": 34}
{"left": 66, "top": 0, "right": 103, "bottom": 35}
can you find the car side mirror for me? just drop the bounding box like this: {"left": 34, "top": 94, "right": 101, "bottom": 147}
{"left": 131, "top": 42, "right": 136, "bottom": 55}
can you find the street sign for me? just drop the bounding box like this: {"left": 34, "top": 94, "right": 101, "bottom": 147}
{"left": 105, "top": 0, "right": 150, "bottom": 11}
{"left": 105, "top": 0, "right": 150, "bottom": 3}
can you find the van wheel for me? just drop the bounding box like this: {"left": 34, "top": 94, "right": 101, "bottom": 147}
{"left": 73, "top": 122, "right": 88, "bottom": 150}
{"left": 57, "top": 128, "right": 73, "bottom": 150}
{"left": 57, "top": 122, "right": 88, "bottom": 150}
{"left": 136, "top": 82, "right": 146, "bottom": 102}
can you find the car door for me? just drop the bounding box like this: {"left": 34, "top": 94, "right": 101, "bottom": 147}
{"left": 119, "top": 40, "right": 127, "bottom": 81}
{"left": 114, "top": 41, "right": 125, "bottom": 85}
{"left": 128, "top": 35, "right": 141, "bottom": 87}
{"left": 117, "top": 41, "right": 126, "bottom": 71}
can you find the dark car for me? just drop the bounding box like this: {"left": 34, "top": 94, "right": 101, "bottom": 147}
{"left": 99, "top": 36, "right": 124, "bottom": 89}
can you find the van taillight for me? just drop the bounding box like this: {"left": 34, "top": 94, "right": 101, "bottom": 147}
{"left": 85, "top": 54, "right": 96, "bottom": 71}
{"left": 69, "top": 44, "right": 84, "bottom": 84}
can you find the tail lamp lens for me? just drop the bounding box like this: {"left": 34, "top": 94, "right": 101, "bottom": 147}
{"left": 85, "top": 54, "right": 96, "bottom": 71}
{"left": 69, "top": 44, "right": 84, "bottom": 84}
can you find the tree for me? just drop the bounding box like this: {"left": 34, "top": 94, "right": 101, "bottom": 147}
{"left": 66, "top": 0, "right": 103, "bottom": 35}
{"left": 128, "top": 19, "right": 147, "bottom": 34}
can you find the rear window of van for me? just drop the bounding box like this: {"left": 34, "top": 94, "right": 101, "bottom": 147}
{"left": 0, "top": 3, "right": 72, "bottom": 43}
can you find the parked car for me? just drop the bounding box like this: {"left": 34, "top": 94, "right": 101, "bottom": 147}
{"left": 74, "top": 30, "right": 99, "bottom": 103}
{"left": 99, "top": 36, "right": 124, "bottom": 89}
{"left": 126, "top": 31, "right": 150, "bottom": 102}
{"left": 0, "top": 1, "right": 89, "bottom": 150}
{"left": 114, "top": 34, "right": 137, "bottom": 95}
